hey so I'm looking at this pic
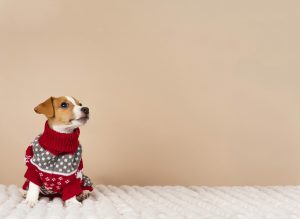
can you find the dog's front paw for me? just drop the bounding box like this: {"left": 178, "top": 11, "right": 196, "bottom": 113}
{"left": 82, "top": 190, "right": 90, "bottom": 199}
{"left": 23, "top": 182, "right": 40, "bottom": 207}
{"left": 24, "top": 196, "right": 38, "bottom": 207}
{"left": 65, "top": 196, "right": 82, "bottom": 207}
{"left": 77, "top": 190, "right": 91, "bottom": 201}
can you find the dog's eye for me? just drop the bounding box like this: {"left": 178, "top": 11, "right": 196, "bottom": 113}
{"left": 60, "top": 102, "right": 69, "bottom": 108}
{"left": 79, "top": 103, "right": 82, "bottom": 106}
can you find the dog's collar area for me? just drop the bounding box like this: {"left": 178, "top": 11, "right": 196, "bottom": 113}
{"left": 38, "top": 121, "right": 80, "bottom": 155}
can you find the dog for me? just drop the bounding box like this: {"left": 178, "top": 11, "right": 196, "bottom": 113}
{"left": 22, "top": 96, "right": 93, "bottom": 207}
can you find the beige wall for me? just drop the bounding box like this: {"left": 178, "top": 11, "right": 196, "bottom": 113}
{"left": 0, "top": 0, "right": 300, "bottom": 186}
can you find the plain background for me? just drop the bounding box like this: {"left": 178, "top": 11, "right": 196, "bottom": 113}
{"left": 0, "top": 0, "right": 300, "bottom": 186}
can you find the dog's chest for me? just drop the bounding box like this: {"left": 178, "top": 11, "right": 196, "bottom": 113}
{"left": 30, "top": 136, "right": 82, "bottom": 175}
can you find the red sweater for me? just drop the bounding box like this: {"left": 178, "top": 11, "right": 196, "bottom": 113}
{"left": 23, "top": 122, "right": 93, "bottom": 201}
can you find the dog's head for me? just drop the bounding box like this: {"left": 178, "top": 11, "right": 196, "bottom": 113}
{"left": 34, "top": 96, "right": 89, "bottom": 133}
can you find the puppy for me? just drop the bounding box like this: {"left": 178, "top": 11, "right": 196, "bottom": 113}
{"left": 22, "top": 96, "right": 93, "bottom": 207}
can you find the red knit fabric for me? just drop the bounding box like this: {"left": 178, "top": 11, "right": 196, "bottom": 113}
{"left": 39, "top": 121, "right": 80, "bottom": 155}
{"left": 23, "top": 123, "right": 93, "bottom": 201}
{"left": 23, "top": 145, "right": 93, "bottom": 200}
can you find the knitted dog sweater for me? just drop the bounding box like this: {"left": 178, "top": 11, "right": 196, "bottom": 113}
{"left": 22, "top": 122, "right": 93, "bottom": 201}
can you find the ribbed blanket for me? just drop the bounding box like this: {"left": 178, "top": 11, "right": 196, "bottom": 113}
{"left": 0, "top": 184, "right": 300, "bottom": 218}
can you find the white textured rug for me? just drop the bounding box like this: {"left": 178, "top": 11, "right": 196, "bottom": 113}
{"left": 0, "top": 184, "right": 300, "bottom": 219}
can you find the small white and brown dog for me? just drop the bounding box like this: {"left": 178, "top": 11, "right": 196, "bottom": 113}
{"left": 22, "top": 96, "right": 93, "bottom": 207}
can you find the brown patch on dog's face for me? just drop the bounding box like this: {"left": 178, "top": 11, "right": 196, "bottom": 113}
{"left": 35, "top": 96, "right": 76, "bottom": 126}
{"left": 35, "top": 96, "right": 89, "bottom": 132}
{"left": 50, "top": 96, "right": 77, "bottom": 126}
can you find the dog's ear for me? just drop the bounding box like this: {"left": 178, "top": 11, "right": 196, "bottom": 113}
{"left": 34, "top": 97, "right": 55, "bottom": 118}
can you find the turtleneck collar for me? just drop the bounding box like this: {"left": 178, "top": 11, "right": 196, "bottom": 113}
{"left": 38, "top": 121, "right": 80, "bottom": 155}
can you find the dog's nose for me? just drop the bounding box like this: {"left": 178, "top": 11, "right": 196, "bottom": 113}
{"left": 81, "top": 107, "right": 89, "bottom": 114}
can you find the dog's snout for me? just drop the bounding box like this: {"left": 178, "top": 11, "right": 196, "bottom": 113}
{"left": 81, "top": 107, "right": 89, "bottom": 114}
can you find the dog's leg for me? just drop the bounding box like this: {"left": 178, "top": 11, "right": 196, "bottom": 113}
{"left": 82, "top": 190, "right": 91, "bottom": 199}
{"left": 65, "top": 196, "right": 82, "bottom": 207}
{"left": 76, "top": 190, "right": 91, "bottom": 201}
{"left": 24, "top": 182, "right": 40, "bottom": 207}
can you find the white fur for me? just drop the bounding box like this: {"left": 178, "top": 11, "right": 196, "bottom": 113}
{"left": 65, "top": 196, "right": 82, "bottom": 207}
{"left": 52, "top": 96, "right": 87, "bottom": 133}
{"left": 24, "top": 182, "right": 40, "bottom": 207}
{"left": 51, "top": 124, "right": 77, "bottom": 133}
{"left": 66, "top": 96, "right": 82, "bottom": 120}
{"left": 25, "top": 96, "right": 89, "bottom": 207}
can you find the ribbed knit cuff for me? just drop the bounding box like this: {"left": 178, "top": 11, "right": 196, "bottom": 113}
{"left": 62, "top": 179, "right": 82, "bottom": 201}
{"left": 82, "top": 186, "right": 93, "bottom": 192}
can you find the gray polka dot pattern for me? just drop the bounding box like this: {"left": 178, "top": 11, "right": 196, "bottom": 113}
{"left": 82, "top": 174, "right": 93, "bottom": 187}
{"left": 40, "top": 185, "right": 56, "bottom": 195}
{"left": 31, "top": 135, "right": 82, "bottom": 175}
